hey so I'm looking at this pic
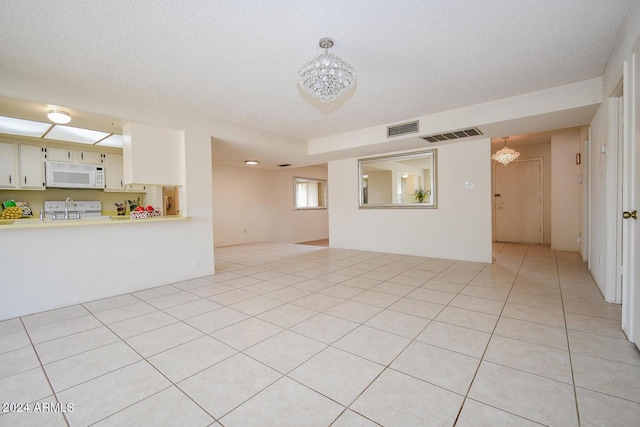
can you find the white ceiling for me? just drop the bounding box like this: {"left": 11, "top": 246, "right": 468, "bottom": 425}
{"left": 0, "top": 0, "right": 632, "bottom": 164}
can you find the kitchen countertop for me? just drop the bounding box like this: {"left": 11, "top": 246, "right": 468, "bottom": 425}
{"left": 0, "top": 215, "right": 190, "bottom": 229}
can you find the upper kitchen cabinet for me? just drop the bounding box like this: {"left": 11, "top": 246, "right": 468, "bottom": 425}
{"left": 46, "top": 147, "right": 73, "bottom": 162}
{"left": 0, "top": 142, "right": 45, "bottom": 190}
{"left": 77, "top": 150, "right": 103, "bottom": 165}
{"left": 104, "top": 153, "right": 124, "bottom": 191}
{"left": 19, "top": 144, "right": 45, "bottom": 190}
{"left": 46, "top": 147, "right": 103, "bottom": 165}
{"left": 0, "top": 141, "right": 19, "bottom": 188}
{"left": 104, "top": 153, "right": 147, "bottom": 192}
{"left": 122, "top": 123, "right": 183, "bottom": 186}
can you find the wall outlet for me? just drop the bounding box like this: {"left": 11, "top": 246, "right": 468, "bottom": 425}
{"left": 464, "top": 180, "right": 476, "bottom": 190}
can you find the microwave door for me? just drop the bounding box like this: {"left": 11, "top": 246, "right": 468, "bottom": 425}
{"left": 58, "top": 171, "right": 90, "bottom": 187}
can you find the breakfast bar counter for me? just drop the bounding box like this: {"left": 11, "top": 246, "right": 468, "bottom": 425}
{"left": 0, "top": 215, "right": 189, "bottom": 229}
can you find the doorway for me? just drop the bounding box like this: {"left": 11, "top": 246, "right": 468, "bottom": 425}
{"left": 493, "top": 159, "right": 543, "bottom": 243}
{"left": 162, "top": 186, "right": 180, "bottom": 216}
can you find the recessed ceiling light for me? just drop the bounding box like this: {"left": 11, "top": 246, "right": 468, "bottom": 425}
{"left": 45, "top": 125, "right": 109, "bottom": 144}
{"left": 96, "top": 134, "right": 123, "bottom": 148}
{"left": 47, "top": 109, "right": 71, "bottom": 124}
{"left": 245, "top": 160, "right": 259, "bottom": 165}
{"left": 0, "top": 116, "right": 51, "bottom": 137}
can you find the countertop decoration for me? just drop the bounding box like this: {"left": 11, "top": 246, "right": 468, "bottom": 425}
{"left": 130, "top": 204, "right": 161, "bottom": 219}
{"left": 1, "top": 200, "right": 32, "bottom": 218}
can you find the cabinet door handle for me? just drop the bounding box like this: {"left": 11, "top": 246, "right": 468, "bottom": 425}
{"left": 68, "top": 151, "right": 71, "bottom": 159}
{"left": 9, "top": 174, "right": 11, "bottom": 184}
{"left": 24, "top": 176, "right": 27, "bottom": 185}
{"left": 81, "top": 152, "right": 84, "bottom": 160}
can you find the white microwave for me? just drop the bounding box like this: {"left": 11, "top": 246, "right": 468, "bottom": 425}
{"left": 45, "top": 161, "right": 105, "bottom": 189}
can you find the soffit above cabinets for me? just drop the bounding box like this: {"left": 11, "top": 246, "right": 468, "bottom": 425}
{"left": 0, "top": 115, "right": 123, "bottom": 147}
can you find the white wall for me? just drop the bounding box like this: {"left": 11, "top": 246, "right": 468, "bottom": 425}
{"left": 589, "top": 104, "right": 609, "bottom": 291}
{"left": 551, "top": 131, "right": 582, "bottom": 251}
{"left": 212, "top": 164, "right": 328, "bottom": 247}
{"left": 578, "top": 126, "right": 589, "bottom": 260}
{"left": 329, "top": 139, "right": 493, "bottom": 262}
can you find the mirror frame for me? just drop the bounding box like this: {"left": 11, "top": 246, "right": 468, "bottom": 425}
{"left": 358, "top": 149, "right": 437, "bottom": 209}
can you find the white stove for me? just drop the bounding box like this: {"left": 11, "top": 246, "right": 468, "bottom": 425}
{"left": 43, "top": 200, "right": 110, "bottom": 220}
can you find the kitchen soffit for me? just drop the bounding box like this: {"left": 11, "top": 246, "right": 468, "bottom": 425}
{"left": 0, "top": 115, "right": 123, "bottom": 147}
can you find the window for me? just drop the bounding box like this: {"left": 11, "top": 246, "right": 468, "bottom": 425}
{"left": 294, "top": 177, "right": 327, "bottom": 210}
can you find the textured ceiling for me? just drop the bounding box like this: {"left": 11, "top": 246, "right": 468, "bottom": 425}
{"left": 0, "top": 0, "right": 632, "bottom": 143}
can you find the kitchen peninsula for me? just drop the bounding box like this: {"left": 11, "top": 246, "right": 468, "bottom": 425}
{"left": 0, "top": 119, "right": 213, "bottom": 322}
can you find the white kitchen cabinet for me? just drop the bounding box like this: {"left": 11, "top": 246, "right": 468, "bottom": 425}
{"left": 0, "top": 142, "right": 19, "bottom": 188}
{"left": 19, "top": 144, "right": 45, "bottom": 190}
{"left": 104, "top": 153, "right": 146, "bottom": 192}
{"left": 104, "top": 153, "right": 125, "bottom": 191}
{"left": 46, "top": 147, "right": 73, "bottom": 162}
{"left": 125, "top": 183, "right": 147, "bottom": 192}
{"left": 77, "top": 151, "right": 103, "bottom": 165}
{"left": 122, "top": 123, "right": 183, "bottom": 186}
{"left": 46, "top": 148, "right": 103, "bottom": 164}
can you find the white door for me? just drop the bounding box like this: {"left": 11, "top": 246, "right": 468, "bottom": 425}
{"left": 622, "top": 40, "right": 640, "bottom": 350}
{"left": 493, "top": 159, "right": 543, "bottom": 243}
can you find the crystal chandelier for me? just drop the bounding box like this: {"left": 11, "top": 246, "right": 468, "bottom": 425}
{"left": 492, "top": 137, "right": 520, "bottom": 165}
{"left": 298, "top": 38, "right": 356, "bottom": 103}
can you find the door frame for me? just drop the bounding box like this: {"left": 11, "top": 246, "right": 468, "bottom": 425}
{"left": 621, "top": 39, "right": 639, "bottom": 346}
{"left": 492, "top": 158, "right": 544, "bottom": 244}
{"left": 606, "top": 95, "right": 624, "bottom": 304}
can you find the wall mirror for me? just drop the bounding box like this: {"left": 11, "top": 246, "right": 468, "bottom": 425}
{"left": 359, "top": 149, "right": 437, "bottom": 209}
{"left": 295, "top": 177, "right": 327, "bottom": 210}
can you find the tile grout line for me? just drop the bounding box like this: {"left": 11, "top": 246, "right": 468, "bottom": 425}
{"left": 17, "top": 317, "right": 72, "bottom": 427}
{"left": 86, "top": 298, "right": 227, "bottom": 425}
{"left": 452, "top": 243, "right": 528, "bottom": 426}
{"left": 213, "top": 248, "right": 463, "bottom": 425}
{"left": 556, "top": 251, "right": 583, "bottom": 427}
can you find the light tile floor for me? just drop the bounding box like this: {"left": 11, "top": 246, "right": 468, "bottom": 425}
{"left": 1, "top": 242, "right": 639, "bottom": 426}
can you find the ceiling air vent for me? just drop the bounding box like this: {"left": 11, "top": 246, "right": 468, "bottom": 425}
{"left": 421, "top": 127, "right": 483, "bottom": 143}
{"left": 387, "top": 121, "right": 419, "bottom": 138}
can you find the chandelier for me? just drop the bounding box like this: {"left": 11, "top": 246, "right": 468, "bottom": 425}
{"left": 298, "top": 38, "right": 356, "bottom": 103}
{"left": 492, "top": 137, "right": 520, "bottom": 165}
